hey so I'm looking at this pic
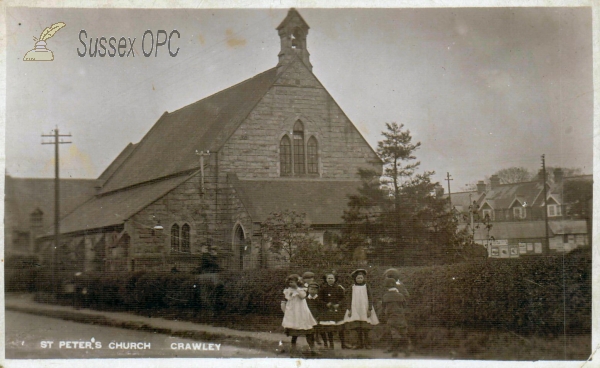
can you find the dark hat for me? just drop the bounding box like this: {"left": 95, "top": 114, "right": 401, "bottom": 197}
{"left": 302, "top": 271, "right": 315, "bottom": 279}
{"left": 307, "top": 282, "right": 320, "bottom": 289}
{"left": 384, "top": 277, "right": 397, "bottom": 288}
{"left": 383, "top": 268, "right": 400, "bottom": 280}
{"left": 351, "top": 269, "right": 367, "bottom": 279}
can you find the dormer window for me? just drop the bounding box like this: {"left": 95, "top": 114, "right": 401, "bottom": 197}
{"left": 548, "top": 204, "right": 561, "bottom": 217}
{"left": 513, "top": 207, "right": 525, "bottom": 219}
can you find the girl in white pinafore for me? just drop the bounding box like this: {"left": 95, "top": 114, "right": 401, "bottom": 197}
{"left": 282, "top": 274, "right": 318, "bottom": 355}
{"left": 342, "top": 269, "right": 379, "bottom": 349}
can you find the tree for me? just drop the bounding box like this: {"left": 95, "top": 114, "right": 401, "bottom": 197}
{"left": 563, "top": 177, "right": 593, "bottom": 219}
{"left": 342, "top": 123, "right": 464, "bottom": 265}
{"left": 493, "top": 167, "right": 532, "bottom": 184}
{"left": 261, "top": 210, "right": 321, "bottom": 264}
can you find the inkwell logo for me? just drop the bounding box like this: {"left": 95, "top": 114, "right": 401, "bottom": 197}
{"left": 23, "top": 22, "right": 66, "bottom": 61}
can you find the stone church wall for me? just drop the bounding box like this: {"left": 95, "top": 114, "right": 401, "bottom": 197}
{"left": 219, "top": 59, "right": 381, "bottom": 180}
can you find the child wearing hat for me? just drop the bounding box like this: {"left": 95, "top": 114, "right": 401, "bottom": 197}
{"left": 301, "top": 271, "right": 323, "bottom": 345}
{"left": 305, "top": 282, "right": 328, "bottom": 351}
{"left": 382, "top": 277, "right": 409, "bottom": 357}
{"left": 301, "top": 271, "right": 316, "bottom": 289}
{"left": 342, "top": 269, "right": 379, "bottom": 349}
{"left": 383, "top": 268, "right": 410, "bottom": 299}
{"left": 282, "top": 274, "right": 318, "bottom": 356}
{"left": 320, "top": 271, "right": 349, "bottom": 349}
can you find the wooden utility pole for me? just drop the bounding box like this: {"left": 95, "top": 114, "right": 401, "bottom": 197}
{"left": 541, "top": 154, "right": 550, "bottom": 254}
{"left": 195, "top": 150, "right": 210, "bottom": 195}
{"left": 445, "top": 172, "right": 454, "bottom": 208}
{"left": 42, "top": 128, "right": 71, "bottom": 295}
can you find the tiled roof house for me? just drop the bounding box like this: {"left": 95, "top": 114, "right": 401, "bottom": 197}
{"left": 450, "top": 170, "right": 591, "bottom": 258}
{"left": 35, "top": 9, "right": 382, "bottom": 271}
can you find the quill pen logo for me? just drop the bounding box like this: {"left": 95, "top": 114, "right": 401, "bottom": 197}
{"left": 23, "top": 22, "right": 66, "bottom": 61}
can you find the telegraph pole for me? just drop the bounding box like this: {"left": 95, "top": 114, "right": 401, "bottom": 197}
{"left": 195, "top": 150, "right": 210, "bottom": 195}
{"left": 541, "top": 154, "right": 550, "bottom": 254}
{"left": 42, "top": 128, "right": 71, "bottom": 295}
{"left": 445, "top": 172, "right": 454, "bottom": 208}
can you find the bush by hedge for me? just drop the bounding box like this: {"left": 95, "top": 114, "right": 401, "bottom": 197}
{"left": 31, "top": 251, "right": 590, "bottom": 337}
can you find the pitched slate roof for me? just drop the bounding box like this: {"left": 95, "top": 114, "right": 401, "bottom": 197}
{"left": 448, "top": 191, "right": 485, "bottom": 212}
{"left": 481, "top": 180, "right": 544, "bottom": 210}
{"left": 100, "top": 67, "right": 280, "bottom": 194}
{"left": 472, "top": 221, "right": 552, "bottom": 240}
{"left": 97, "top": 142, "right": 137, "bottom": 183}
{"left": 42, "top": 174, "right": 194, "bottom": 236}
{"left": 229, "top": 174, "right": 360, "bottom": 225}
{"left": 4, "top": 176, "right": 99, "bottom": 234}
{"left": 549, "top": 220, "right": 588, "bottom": 235}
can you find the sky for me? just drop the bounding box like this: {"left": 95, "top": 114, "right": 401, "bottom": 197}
{"left": 4, "top": 6, "right": 594, "bottom": 190}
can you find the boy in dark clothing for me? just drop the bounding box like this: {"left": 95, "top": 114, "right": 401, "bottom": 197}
{"left": 382, "top": 277, "right": 409, "bottom": 357}
{"left": 305, "top": 282, "right": 328, "bottom": 350}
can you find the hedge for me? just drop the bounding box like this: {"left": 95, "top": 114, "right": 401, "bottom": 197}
{"left": 29, "top": 250, "right": 590, "bottom": 337}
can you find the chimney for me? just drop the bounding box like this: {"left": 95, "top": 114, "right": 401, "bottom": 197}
{"left": 435, "top": 183, "right": 444, "bottom": 198}
{"left": 490, "top": 175, "right": 500, "bottom": 190}
{"left": 477, "top": 180, "right": 486, "bottom": 194}
{"left": 29, "top": 208, "right": 44, "bottom": 253}
{"left": 553, "top": 168, "right": 563, "bottom": 184}
{"left": 276, "top": 8, "right": 312, "bottom": 74}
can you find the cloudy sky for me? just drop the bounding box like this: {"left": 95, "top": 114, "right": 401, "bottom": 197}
{"left": 5, "top": 6, "right": 593, "bottom": 190}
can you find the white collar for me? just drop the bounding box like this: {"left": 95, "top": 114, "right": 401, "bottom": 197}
{"left": 307, "top": 294, "right": 318, "bottom": 299}
{"left": 388, "top": 287, "right": 399, "bottom": 292}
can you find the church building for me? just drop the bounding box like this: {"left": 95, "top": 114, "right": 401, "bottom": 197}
{"left": 36, "top": 9, "right": 382, "bottom": 271}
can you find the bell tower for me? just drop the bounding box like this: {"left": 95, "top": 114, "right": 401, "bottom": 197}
{"left": 276, "top": 8, "right": 312, "bottom": 73}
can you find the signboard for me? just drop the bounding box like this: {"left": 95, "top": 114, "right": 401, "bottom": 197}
{"left": 491, "top": 239, "right": 508, "bottom": 246}
{"left": 534, "top": 242, "right": 543, "bottom": 254}
{"left": 500, "top": 245, "right": 510, "bottom": 258}
{"left": 491, "top": 247, "right": 499, "bottom": 257}
{"left": 510, "top": 246, "right": 519, "bottom": 258}
{"left": 527, "top": 243, "right": 534, "bottom": 252}
{"left": 519, "top": 243, "right": 527, "bottom": 254}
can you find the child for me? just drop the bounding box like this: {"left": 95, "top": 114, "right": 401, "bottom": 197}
{"left": 383, "top": 268, "right": 410, "bottom": 299}
{"left": 302, "top": 271, "right": 316, "bottom": 289}
{"left": 382, "top": 277, "right": 409, "bottom": 357}
{"left": 301, "top": 271, "right": 322, "bottom": 345}
{"left": 282, "top": 274, "right": 318, "bottom": 356}
{"left": 342, "top": 269, "right": 379, "bottom": 349}
{"left": 320, "top": 271, "right": 348, "bottom": 349}
{"left": 304, "top": 282, "right": 328, "bottom": 350}
{"left": 383, "top": 268, "right": 412, "bottom": 351}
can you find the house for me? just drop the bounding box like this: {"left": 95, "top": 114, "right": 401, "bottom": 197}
{"left": 4, "top": 175, "right": 98, "bottom": 256}
{"left": 34, "top": 9, "right": 382, "bottom": 272}
{"left": 448, "top": 169, "right": 592, "bottom": 258}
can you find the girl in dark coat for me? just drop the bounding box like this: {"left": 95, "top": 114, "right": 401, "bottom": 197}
{"left": 320, "top": 271, "right": 349, "bottom": 349}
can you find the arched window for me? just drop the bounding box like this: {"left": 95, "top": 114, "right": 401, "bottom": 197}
{"left": 170, "top": 224, "right": 180, "bottom": 252}
{"left": 181, "top": 224, "right": 191, "bottom": 253}
{"left": 307, "top": 136, "right": 318, "bottom": 174}
{"left": 280, "top": 136, "right": 292, "bottom": 175}
{"left": 293, "top": 121, "right": 305, "bottom": 174}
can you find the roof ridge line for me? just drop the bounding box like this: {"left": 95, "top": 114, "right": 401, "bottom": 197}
{"left": 98, "top": 169, "right": 198, "bottom": 197}
{"left": 168, "top": 66, "right": 278, "bottom": 116}
{"left": 99, "top": 112, "right": 168, "bottom": 194}
{"left": 209, "top": 65, "right": 289, "bottom": 153}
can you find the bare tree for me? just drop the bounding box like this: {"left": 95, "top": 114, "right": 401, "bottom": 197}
{"left": 493, "top": 167, "right": 532, "bottom": 184}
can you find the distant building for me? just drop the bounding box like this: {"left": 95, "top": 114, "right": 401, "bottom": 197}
{"left": 445, "top": 169, "right": 592, "bottom": 258}
{"left": 4, "top": 175, "right": 98, "bottom": 256}
{"left": 33, "top": 9, "right": 382, "bottom": 272}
